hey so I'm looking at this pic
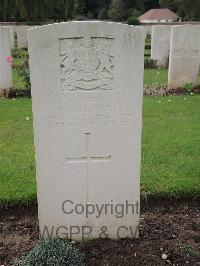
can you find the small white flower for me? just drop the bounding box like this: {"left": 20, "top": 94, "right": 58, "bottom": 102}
{"left": 12, "top": 98, "right": 16, "bottom": 101}
{"left": 25, "top": 116, "right": 30, "bottom": 121}
{"left": 168, "top": 99, "right": 172, "bottom": 102}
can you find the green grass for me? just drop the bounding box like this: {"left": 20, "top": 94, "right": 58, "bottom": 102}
{"left": 142, "top": 95, "right": 200, "bottom": 198}
{"left": 0, "top": 98, "right": 36, "bottom": 205}
{"left": 0, "top": 96, "right": 200, "bottom": 205}
{"left": 144, "top": 69, "right": 200, "bottom": 87}
{"left": 144, "top": 69, "right": 168, "bottom": 86}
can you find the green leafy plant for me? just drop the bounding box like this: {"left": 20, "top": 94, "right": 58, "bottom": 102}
{"left": 184, "top": 244, "right": 199, "bottom": 256}
{"left": 12, "top": 48, "right": 31, "bottom": 89}
{"left": 14, "top": 239, "right": 85, "bottom": 266}
{"left": 184, "top": 83, "right": 193, "bottom": 92}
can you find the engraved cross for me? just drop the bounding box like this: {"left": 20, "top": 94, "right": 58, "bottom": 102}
{"left": 66, "top": 133, "right": 111, "bottom": 202}
{"left": 66, "top": 133, "right": 111, "bottom": 163}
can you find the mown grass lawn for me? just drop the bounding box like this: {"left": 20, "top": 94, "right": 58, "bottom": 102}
{"left": 144, "top": 69, "right": 168, "bottom": 86}
{"left": 0, "top": 99, "right": 36, "bottom": 205}
{"left": 144, "top": 69, "right": 200, "bottom": 87}
{"left": 142, "top": 95, "right": 200, "bottom": 198}
{"left": 0, "top": 96, "right": 200, "bottom": 205}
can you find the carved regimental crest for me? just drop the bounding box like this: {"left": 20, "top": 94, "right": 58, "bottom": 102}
{"left": 60, "top": 37, "right": 114, "bottom": 91}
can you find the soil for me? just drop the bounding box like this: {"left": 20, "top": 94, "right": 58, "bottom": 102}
{"left": 0, "top": 200, "right": 199, "bottom": 266}
{"left": 144, "top": 85, "right": 200, "bottom": 96}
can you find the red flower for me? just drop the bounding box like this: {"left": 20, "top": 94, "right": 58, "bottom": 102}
{"left": 6, "top": 56, "right": 13, "bottom": 65}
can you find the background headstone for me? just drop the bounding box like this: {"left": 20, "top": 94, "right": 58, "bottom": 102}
{"left": 168, "top": 24, "right": 200, "bottom": 88}
{"left": 151, "top": 25, "right": 171, "bottom": 68}
{"left": 28, "top": 22, "right": 145, "bottom": 240}
{"left": 16, "top": 25, "right": 28, "bottom": 48}
{"left": 8, "top": 26, "right": 15, "bottom": 49}
{"left": 0, "top": 27, "right": 12, "bottom": 92}
{"left": 144, "top": 25, "right": 152, "bottom": 36}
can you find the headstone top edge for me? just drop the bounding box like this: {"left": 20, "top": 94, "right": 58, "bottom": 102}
{"left": 152, "top": 25, "right": 172, "bottom": 29}
{"left": 27, "top": 21, "right": 146, "bottom": 34}
{"left": 0, "top": 26, "right": 9, "bottom": 31}
{"left": 172, "top": 24, "right": 197, "bottom": 29}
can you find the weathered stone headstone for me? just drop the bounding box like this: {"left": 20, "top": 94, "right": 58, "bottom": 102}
{"left": 0, "top": 27, "right": 12, "bottom": 93}
{"left": 144, "top": 25, "right": 152, "bottom": 36}
{"left": 151, "top": 25, "right": 171, "bottom": 67}
{"left": 16, "top": 26, "right": 28, "bottom": 48}
{"left": 28, "top": 22, "right": 145, "bottom": 240}
{"left": 8, "top": 26, "right": 15, "bottom": 49}
{"left": 168, "top": 25, "right": 200, "bottom": 88}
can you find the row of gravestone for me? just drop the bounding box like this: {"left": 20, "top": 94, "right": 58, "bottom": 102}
{"left": 151, "top": 24, "right": 200, "bottom": 88}
{"left": 0, "top": 26, "right": 30, "bottom": 93}
{"left": 1, "top": 24, "right": 200, "bottom": 92}
{"left": 0, "top": 22, "right": 199, "bottom": 240}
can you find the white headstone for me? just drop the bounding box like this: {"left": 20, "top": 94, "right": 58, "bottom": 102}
{"left": 144, "top": 25, "right": 152, "bottom": 36}
{"left": 151, "top": 25, "right": 171, "bottom": 67}
{"left": 16, "top": 26, "right": 28, "bottom": 48}
{"left": 0, "top": 27, "right": 12, "bottom": 91}
{"left": 168, "top": 25, "right": 200, "bottom": 88}
{"left": 28, "top": 22, "right": 145, "bottom": 240}
{"left": 8, "top": 26, "right": 15, "bottom": 49}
